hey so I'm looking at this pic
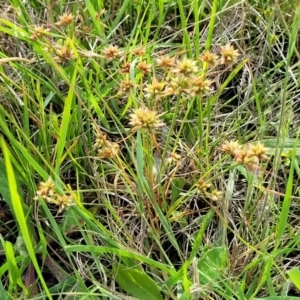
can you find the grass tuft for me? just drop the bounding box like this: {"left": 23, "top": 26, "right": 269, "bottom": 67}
{"left": 1, "top": 0, "right": 300, "bottom": 299}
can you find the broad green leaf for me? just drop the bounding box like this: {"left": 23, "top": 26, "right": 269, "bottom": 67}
{"left": 0, "top": 159, "right": 11, "bottom": 209}
{"left": 0, "top": 159, "right": 23, "bottom": 211}
{"left": 113, "top": 264, "right": 163, "bottom": 300}
{"left": 171, "top": 178, "right": 185, "bottom": 203}
{"left": 261, "top": 138, "right": 300, "bottom": 157}
{"left": 197, "top": 246, "right": 227, "bottom": 285}
{"left": 288, "top": 268, "right": 300, "bottom": 290}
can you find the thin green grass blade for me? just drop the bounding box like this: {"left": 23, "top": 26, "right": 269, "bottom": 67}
{"left": 176, "top": 0, "right": 192, "bottom": 55}
{"left": 273, "top": 4, "right": 300, "bottom": 173}
{"left": 205, "top": 0, "right": 218, "bottom": 51}
{"left": 54, "top": 59, "right": 78, "bottom": 174}
{"left": 65, "top": 245, "right": 175, "bottom": 275}
{"left": 188, "top": 209, "right": 215, "bottom": 260}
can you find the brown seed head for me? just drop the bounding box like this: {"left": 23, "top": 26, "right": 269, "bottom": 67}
{"left": 34, "top": 178, "right": 55, "bottom": 202}
{"left": 156, "top": 56, "right": 175, "bottom": 69}
{"left": 94, "top": 131, "right": 108, "bottom": 148}
{"left": 164, "top": 76, "right": 192, "bottom": 96}
{"left": 102, "top": 45, "right": 123, "bottom": 61}
{"left": 98, "top": 142, "right": 119, "bottom": 159}
{"left": 119, "top": 79, "right": 135, "bottom": 94}
{"left": 30, "top": 26, "right": 51, "bottom": 40}
{"left": 200, "top": 51, "right": 219, "bottom": 67}
{"left": 220, "top": 140, "right": 241, "bottom": 156}
{"left": 192, "top": 76, "right": 212, "bottom": 96}
{"left": 54, "top": 44, "right": 75, "bottom": 63}
{"left": 121, "top": 61, "right": 131, "bottom": 73}
{"left": 55, "top": 194, "right": 74, "bottom": 213}
{"left": 133, "top": 46, "right": 146, "bottom": 57}
{"left": 197, "top": 179, "right": 211, "bottom": 192}
{"left": 167, "top": 152, "right": 182, "bottom": 164}
{"left": 137, "top": 61, "right": 152, "bottom": 75}
{"left": 55, "top": 12, "right": 74, "bottom": 26}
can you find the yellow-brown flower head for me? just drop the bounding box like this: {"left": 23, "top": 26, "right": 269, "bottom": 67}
{"left": 133, "top": 46, "right": 146, "bottom": 57}
{"left": 200, "top": 51, "right": 219, "bottom": 68}
{"left": 119, "top": 79, "right": 135, "bottom": 94}
{"left": 156, "top": 56, "right": 175, "bottom": 69}
{"left": 94, "top": 131, "right": 108, "bottom": 148}
{"left": 55, "top": 12, "right": 74, "bottom": 26}
{"left": 164, "top": 76, "right": 192, "bottom": 96}
{"left": 94, "top": 9, "right": 106, "bottom": 19}
{"left": 121, "top": 61, "right": 131, "bottom": 73}
{"left": 173, "top": 57, "right": 198, "bottom": 77}
{"left": 144, "top": 79, "right": 165, "bottom": 99}
{"left": 192, "top": 76, "right": 213, "bottom": 96}
{"left": 54, "top": 44, "right": 75, "bottom": 63}
{"left": 234, "top": 148, "right": 252, "bottom": 164}
{"left": 55, "top": 194, "right": 74, "bottom": 214}
{"left": 98, "top": 142, "right": 119, "bottom": 159}
{"left": 30, "top": 26, "right": 51, "bottom": 40}
{"left": 246, "top": 142, "right": 269, "bottom": 161}
{"left": 211, "top": 189, "right": 223, "bottom": 201}
{"left": 220, "top": 43, "right": 240, "bottom": 65}
{"left": 220, "top": 140, "right": 241, "bottom": 156}
{"left": 102, "top": 45, "right": 123, "bottom": 61}
{"left": 137, "top": 61, "right": 152, "bottom": 75}
{"left": 81, "top": 25, "right": 91, "bottom": 35}
{"left": 196, "top": 179, "right": 211, "bottom": 192}
{"left": 167, "top": 152, "right": 182, "bottom": 164}
{"left": 129, "top": 107, "right": 164, "bottom": 131}
{"left": 34, "top": 177, "right": 55, "bottom": 202}
{"left": 94, "top": 131, "right": 119, "bottom": 159}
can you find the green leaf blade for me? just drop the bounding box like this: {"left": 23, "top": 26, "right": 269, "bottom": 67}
{"left": 113, "top": 265, "right": 163, "bottom": 300}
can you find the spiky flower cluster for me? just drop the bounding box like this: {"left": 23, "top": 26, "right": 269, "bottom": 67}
{"left": 196, "top": 179, "right": 223, "bottom": 201}
{"left": 220, "top": 44, "right": 240, "bottom": 65}
{"left": 166, "top": 152, "right": 182, "bottom": 164}
{"left": 173, "top": 57, "right": 199, "bottom": 77}
{"left": 200, "top": 51, "right": 219, "bottom": 67}
{"left": 118, "top": 44, "right": 239, "bottom": 98}
{"left": 156, "top": 56, "right": 175, "bottom": 69}
{"left": 94, "top": 131, "right": 119, "bottom": 159}
{"left": 144, "top": 79, "right": 165, "bottom": 99}
{"left": 129, "top": 107, "right": 164, "bottom": 131}
{"left": 34, "top": 178, "right": 74, "bottom": 213}
{"left": 137, "top": 61, "right": 152, "bottom": 75}
{"left": 221, "top": 140, "right": 269, "bottom": 169}
{"left": 102, "top": 45, "right": 123, "bottom": 61}
{"left": 55, "top": 12, "right": 74, "bottom": 26}
{"left": 30, "top": 26, "right": 51, "bottom": 40}
{"left": 53, "top": 43, "right": 75, "bottom": 63}
{"left": 29, "top": 10, "right": 105, "bottom": 64}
